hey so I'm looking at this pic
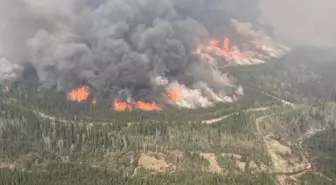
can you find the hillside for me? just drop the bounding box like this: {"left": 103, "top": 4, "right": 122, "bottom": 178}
{"left": 225, "top": 47, "right": 336, "bottom": 104}
{"left": 1, "top": 47, "right": 336, "bottom": 185}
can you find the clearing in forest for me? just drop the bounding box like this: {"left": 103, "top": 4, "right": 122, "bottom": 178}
{"left": 138, "top": 152, "right": 174, "bottom": 173}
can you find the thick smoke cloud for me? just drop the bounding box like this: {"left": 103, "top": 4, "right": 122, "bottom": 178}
{"left": 259, "top": 0, "right": 336, "bottom": 47}
{"left": 0, "top": 0, "right": 263, "bottom": 101}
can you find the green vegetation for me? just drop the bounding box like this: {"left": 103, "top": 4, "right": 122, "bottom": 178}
{"left": 1, "top": 47, "right": 336, "bottom": 184}
{"left": 225, "top": 48, "right": 336, "bottom": 104}
{"left": 0, "top": 166, "right": 276, "bottom": 185}
{"left": 302, "top": 128, "right": 336, "bottom": 184}
{"left": 0, "top": 90, "right": 276, "bottom": 184}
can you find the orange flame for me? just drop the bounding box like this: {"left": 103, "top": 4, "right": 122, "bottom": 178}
{"left": 135, "top": 101, "right": 161, "bottom": 111}
{"left": 166, "top": 88, "right": 181, "bottom": 104}
{"left": 223, "top": 38, "right": 230, "bottom": 53}
{"left": 209, "top": 40, "right": 219, "bottom": 48}
{"left": 194, "top": 37, "right": 252, "bottom": 64}
{"left": 67, "top": 86, "right": 89, "bottom": 103}
{"left": 113, "top": 98, "right": 132, "bottom": 112}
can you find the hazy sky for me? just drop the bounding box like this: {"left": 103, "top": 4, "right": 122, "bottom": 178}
{"left": 259, "top": 0, "right": 336, "bottom": 47}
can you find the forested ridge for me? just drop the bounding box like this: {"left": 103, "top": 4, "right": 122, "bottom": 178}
{"left": 1, "top": 48, "right": 336, "bottom": 185}
{"left": 1, "top": 85, "right": 336, "bottom": 185}
{"left": 0, "top": 87, "right": 278, "bottom": 185}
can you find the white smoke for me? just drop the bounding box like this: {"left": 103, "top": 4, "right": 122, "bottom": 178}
{"left": 0, "top": 58, "right": 21, "bottom": 83}
{"left": 167, "top": 82, "right": 213, "bottom": 108}
{"left": 0, "top": 0, "right": 285, "bottom": 108}
{"left": 230, "top": 19, "right": 291, "bottom": 58}
{"left": 165, "top": 81, "right": 237, "bottom": 109}
{"left": 237, "top": 85, "right": 244, "bottom": 96}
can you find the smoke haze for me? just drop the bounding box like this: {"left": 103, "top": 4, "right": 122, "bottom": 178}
{"left": 0, "top": 0, "right": 286, "bottom": 106}
{"left": 259, "top": 0, "right": 336, "bottom": 47}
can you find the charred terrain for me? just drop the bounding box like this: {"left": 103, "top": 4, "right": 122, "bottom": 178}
{"left": 0, "top": 47, "right": 336, "bottom": 185}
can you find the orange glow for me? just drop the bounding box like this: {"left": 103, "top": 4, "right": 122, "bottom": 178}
{"left": 231, "top": 50, "right": 245, "bottom": 60}
{"left": 135, "top": 101, "right": 161, "bottom": 111}
{"left": 113, "top": 98, "right": 132, "bottom": 112}
{"left": 67, "top": 86, "right": 89, "bottom": 103}
{"left": 223, "top": 38, "right": 230, "bottom": 53}
{"left": 194, "top": 37, "right": 249, "bottom": 60}
{"left": 92, "top": 96, "right": 97, "bottom": 105}
{"left": 166, "top": 88, "right": 181, "bottom": 104}
{"left": 195, "top": 47, "right": 201, "bottom": 54}
{"left": 209, "top": 40, "right": 219, "bottom": 48}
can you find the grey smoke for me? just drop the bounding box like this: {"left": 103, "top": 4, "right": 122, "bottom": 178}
{"left": 0, "top": 58, "right": 21, "bottom": 83}
{"left": 0, "top": 0, "right": 263, "bottom": 100}
{"left": 259, "top": 0, "right": 336, "bottom": 47}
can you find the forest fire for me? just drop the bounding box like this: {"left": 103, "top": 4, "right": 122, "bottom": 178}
{"left": 209, "top": 40, "right": 219, "bottom": 48}
{"left": 223, "top": 38, "right": 230, "bottom": 53}
{"left": 195, "top": 37, "right": 233, "bottom": 56}
{"left": 113, "top": 98, "right": 132, "bottom": 112}
{"left": 166, "top": 88, "right": 181, "bottom": 104}
{"left": 113, "top": 99, "right": 161, "bottom": 111}
{"left": 63, "top": 43, "right": 246, "bottom": 110}
{"left": 66, "top": 87, "right": 161, "bottom": 111}
{"left": 64, "top": 77, "right": 243, "bottom": 110}
{"left": 0, "top": 0, "right": 291, "bottom": 113}
{"left": 195, "top": 37, "right": 251, "bottom": 63}
{"left": 67, "top": 86, "right": 89, "bottom": 103}
{"left": 135, "top": 101, "right": 161, "bottom": 111}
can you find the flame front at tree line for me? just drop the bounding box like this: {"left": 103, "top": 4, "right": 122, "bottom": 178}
{"left": 59, "top": 37, "right": 249, "bottom": 111}
{"left": 67, "top": 86, "right": 90, "bottom": 103}
{"left": 113, "top": 99, "right": 161, "bottom": 111}
{"left": 65, "top": 84, "right": 242, "bottom": 111}
{"left": 195, "top": 37, "right": 249, "bottom": 61}
{"left": 114, "top": 98, "right": 133, "bottom": 112}
{"left": 135, "top": 101, "right": 161, "bottom": 111}
{"left": 67, "top": 86, "right": 162, "bottom": 111}
{"left": 166, "top": 87, "right": 181, "bottom": 104}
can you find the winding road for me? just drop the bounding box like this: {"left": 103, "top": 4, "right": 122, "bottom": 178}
{"left": 1, "top": 91, "right": 328, "bottom": 184}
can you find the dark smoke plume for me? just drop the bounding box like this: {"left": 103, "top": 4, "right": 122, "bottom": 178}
{"left": 0, "top": 0, "right": 272, "bottom": 103}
